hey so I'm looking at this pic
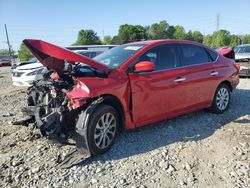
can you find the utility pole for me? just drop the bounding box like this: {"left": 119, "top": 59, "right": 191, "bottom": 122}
{"left": 4, "top": 24, "right": 15, "bottom": 64}
{"left": 216, "top": 14, "right": 220, "bottom": 31}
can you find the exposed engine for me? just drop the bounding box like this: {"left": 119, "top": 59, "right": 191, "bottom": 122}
{"left": 14, "top": 63, "right": 105, "bottom": 168}
{"left": 25, "top": 77, "right": 72, "bottom": 137}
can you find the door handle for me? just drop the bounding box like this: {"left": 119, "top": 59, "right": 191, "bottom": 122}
{"left": 174, "top": 77, "right": 186, "bottom": 82}
{"left": 210, "top": 71, "right": 218, "bottom": 76}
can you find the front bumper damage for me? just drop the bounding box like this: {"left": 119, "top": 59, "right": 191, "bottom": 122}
{"left": 13, "top": 85, "right": 92, "bottom": 168}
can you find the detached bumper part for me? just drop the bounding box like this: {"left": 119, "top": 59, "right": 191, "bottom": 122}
{"left": 56, "top": 112, "right": 91, "bottom": 169}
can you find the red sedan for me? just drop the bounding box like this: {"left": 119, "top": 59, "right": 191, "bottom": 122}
{"left": 0, "top": 59, "right": 11, "bottom": 67}
{"left": 23, "top": 39, "right": 239, "bottom": 156}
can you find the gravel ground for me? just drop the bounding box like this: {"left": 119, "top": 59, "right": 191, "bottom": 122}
{"left": 0, "top": 66, "right": 249, "bottom": 188}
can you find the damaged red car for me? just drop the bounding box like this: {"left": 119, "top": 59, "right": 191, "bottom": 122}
{"left": 20, "top": 39, "right": 239, "bottom": 163}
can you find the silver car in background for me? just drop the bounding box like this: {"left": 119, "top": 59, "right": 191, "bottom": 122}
{"left": 234, "top": 44, "right": 250, "bottom": 77}
{"left": 234, "top": 44, "right": 250, "bottom": 61}
{"left": 66, "top": 45, "right": 117, "bottom": 58}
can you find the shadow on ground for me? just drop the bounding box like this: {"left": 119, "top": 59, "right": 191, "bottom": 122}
{"left": 78, "top": 88, "right": 250, "bottom": 166}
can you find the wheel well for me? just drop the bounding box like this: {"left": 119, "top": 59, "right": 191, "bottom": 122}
{"left": 99, "top": 95, "right": 125, "bottom": 132}
{"left": 219, "top": 80, "right": 233, "bottom": 92}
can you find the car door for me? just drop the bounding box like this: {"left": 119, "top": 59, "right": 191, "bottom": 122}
{"left": 178, "top": 43, "right": 221, "bottom": 109}
{"left": 128, "top": 43, "right": 190, "bottom": 127}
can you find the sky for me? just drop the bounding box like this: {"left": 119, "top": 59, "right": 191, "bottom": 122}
{"left": 0, "top": 0, "right": 250, "bottom": 51}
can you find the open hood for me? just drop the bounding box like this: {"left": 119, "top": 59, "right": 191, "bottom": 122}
{"left": 23, "top": 39, "right": 109, "bottom": 72}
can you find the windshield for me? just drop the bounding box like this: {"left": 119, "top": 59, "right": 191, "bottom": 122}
{"left": 93, "top": 44, "right": 147, "bottom": 68}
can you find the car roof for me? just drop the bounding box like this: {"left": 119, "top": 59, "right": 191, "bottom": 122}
{"left": 236, "top": 44, "right": 250, "bottom": 47}
{"left": 74, "top": 49, "right": 106, "bottom": 53}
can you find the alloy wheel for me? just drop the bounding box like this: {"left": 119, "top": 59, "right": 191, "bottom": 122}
{"left": 94, "top": 112, "right": 117, "bottom": 149}
{"left": 216, "top": 87, "right": 229, "bottom": 111}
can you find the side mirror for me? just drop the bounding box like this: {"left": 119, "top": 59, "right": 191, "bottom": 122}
{"left": 135, "top": 61, "right": 155, "bottom": 72}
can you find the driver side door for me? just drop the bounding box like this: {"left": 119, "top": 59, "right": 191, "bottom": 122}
{"left": 128, "top": 43, "right": 189, "bottom": 127}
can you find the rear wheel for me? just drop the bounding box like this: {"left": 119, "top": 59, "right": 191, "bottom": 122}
{"left": 209, "top": 83, "right": 231, "bottom": 114}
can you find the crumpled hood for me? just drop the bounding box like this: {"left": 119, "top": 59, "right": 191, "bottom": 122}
{"left": 23, "top": 39, "right": 109, "bottom": 73}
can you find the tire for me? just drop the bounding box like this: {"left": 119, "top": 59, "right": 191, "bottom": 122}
{"left": 209, "top": 83, "right": 231, "bottom": 114}
{"left": 86, "top": 104, "right": 119, "bottom": 155}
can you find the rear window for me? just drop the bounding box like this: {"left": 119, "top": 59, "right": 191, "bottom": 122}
{"left": 180, "top": 44, "right": 210, "bottom": 66}
{"left": 236, "top": 46, "right": 250, "bottom": 53}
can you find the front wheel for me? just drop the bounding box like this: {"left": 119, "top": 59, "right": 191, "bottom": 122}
{"left": 88, "top": 104, "right": 119, "bottom": 155}
{"left": 209, "top": 83, "right": 231, "bottom": 114}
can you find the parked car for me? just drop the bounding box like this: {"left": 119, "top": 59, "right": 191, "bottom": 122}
{"left": 12, "top": 46, "right": 114, "bottom": 87}
{"left": 20, "top": 39, "right": 239, "bottom": 161}
{"left": 67, "top": 45, "right": 116, "bottom": 58}
{"left": 234, "top": 44, "right": 250, "bottom": 77}
{"left": 0, "top": 59, "right": 11, "bottom": 67}
{"left": 11, "top": 57, "right": 37, "bottom": 70}
{"left": 234, "top": 44, "right": 250, "bottom": 61}
{"left": 76, "top": 50, "right": 105, "bottom": 58}
{"left": 12, "top": 62, "right": 47, "bottom": 86}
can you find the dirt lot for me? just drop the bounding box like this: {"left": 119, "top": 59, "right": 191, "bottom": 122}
{"left": 0, "top": 66, "right": 249, "bottom": 188}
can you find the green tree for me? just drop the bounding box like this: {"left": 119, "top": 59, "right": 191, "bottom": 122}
{"left": 210, "top": 30, "right": 230, "bottom": 47}
{"left": 242, "top": 34, "right": 250, "bottom": 44}
{"left": 111, "top": 36, "right": 122, "bottom": 44}
{"left": 229, "top": 35, "right": 238, "bottom": 46}
{"left": 146, "top": 21, "right": 177, "bottom": 40}
{"left": 18, "top": 43, "right": 33, "bottom": 61}
{"left": 0, "top": 49, "right": 11, "bottom": 56}
{"left": 192, "top": 31, "right": 203, "bottom": 43}
{"left": 147, "top": 20, "right": 170, "bottom": 39}
{"left": 173, "top": 25, "right": 186, "bottom": 39}
{"left": 103, "top": 35, "right": 112, "bottom": 44}
{"left": 118, "top": 24, "right": 146, "bottom": 43}
{"left": 166, "top": 26, "right": 176, "bottom": 39}
{"left": 186, "top": 30, "right": 194, "bottom": 40}
{"left": 73, "top": 29, "right": 101, "bottom": 45}
{"left": 203, "top": 35, "right": 212, "bottom": 46}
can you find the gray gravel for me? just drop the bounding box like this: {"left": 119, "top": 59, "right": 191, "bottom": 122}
{"left": 0, "top": 67, "right": 249, "bottom": 188}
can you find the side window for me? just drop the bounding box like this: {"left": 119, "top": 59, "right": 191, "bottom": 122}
{"left": 139, "top": 44, "right": 180, "bottom": 71}
{"left": 207, "top": 49, "right": 218, "bottom": 61}
{"left": 245, "top": 46, "right": 250, "bottom": 53}
{"left": 180, "top": 44, "right": 210, "bottom": 66}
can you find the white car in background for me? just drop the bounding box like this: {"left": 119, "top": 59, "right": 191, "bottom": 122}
{"left": 12, "top": 62, "right": 47, "bottom": 86}
{"left": 12, "top": 45, "right": 116, "bottom": 86}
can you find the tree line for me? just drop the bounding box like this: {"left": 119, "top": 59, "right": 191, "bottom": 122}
{"left": 74, "top": 20, "right": 250, "bottom": 47}
{"left": 2, "top": 20, "right": 250, "bottom": 61}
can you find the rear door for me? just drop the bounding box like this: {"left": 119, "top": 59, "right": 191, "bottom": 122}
{"left": 178, "top": 43, "right": 221, "bottom": 109}
{"left": 128, "top": 43, "right": 190, "bottom": 127}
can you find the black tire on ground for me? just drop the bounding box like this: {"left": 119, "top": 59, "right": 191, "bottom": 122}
{"left": 75, "top": 104, "right": 119, "bottom": 156}
{"left": 209, "top": 83, "right": 231, "bottom": 114}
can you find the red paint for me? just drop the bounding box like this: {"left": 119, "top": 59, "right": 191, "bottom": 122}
{"left": 135, "top": 61, "right": 155, "bottom": 72}
{"left": 217, "top": 48, "right": 235, "bottom": 59}
{"left": 23, "top": 39, "right": 109, "bottom": 72}
{"left": 24, "top": 39, "right": 240, "bottom": 130}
